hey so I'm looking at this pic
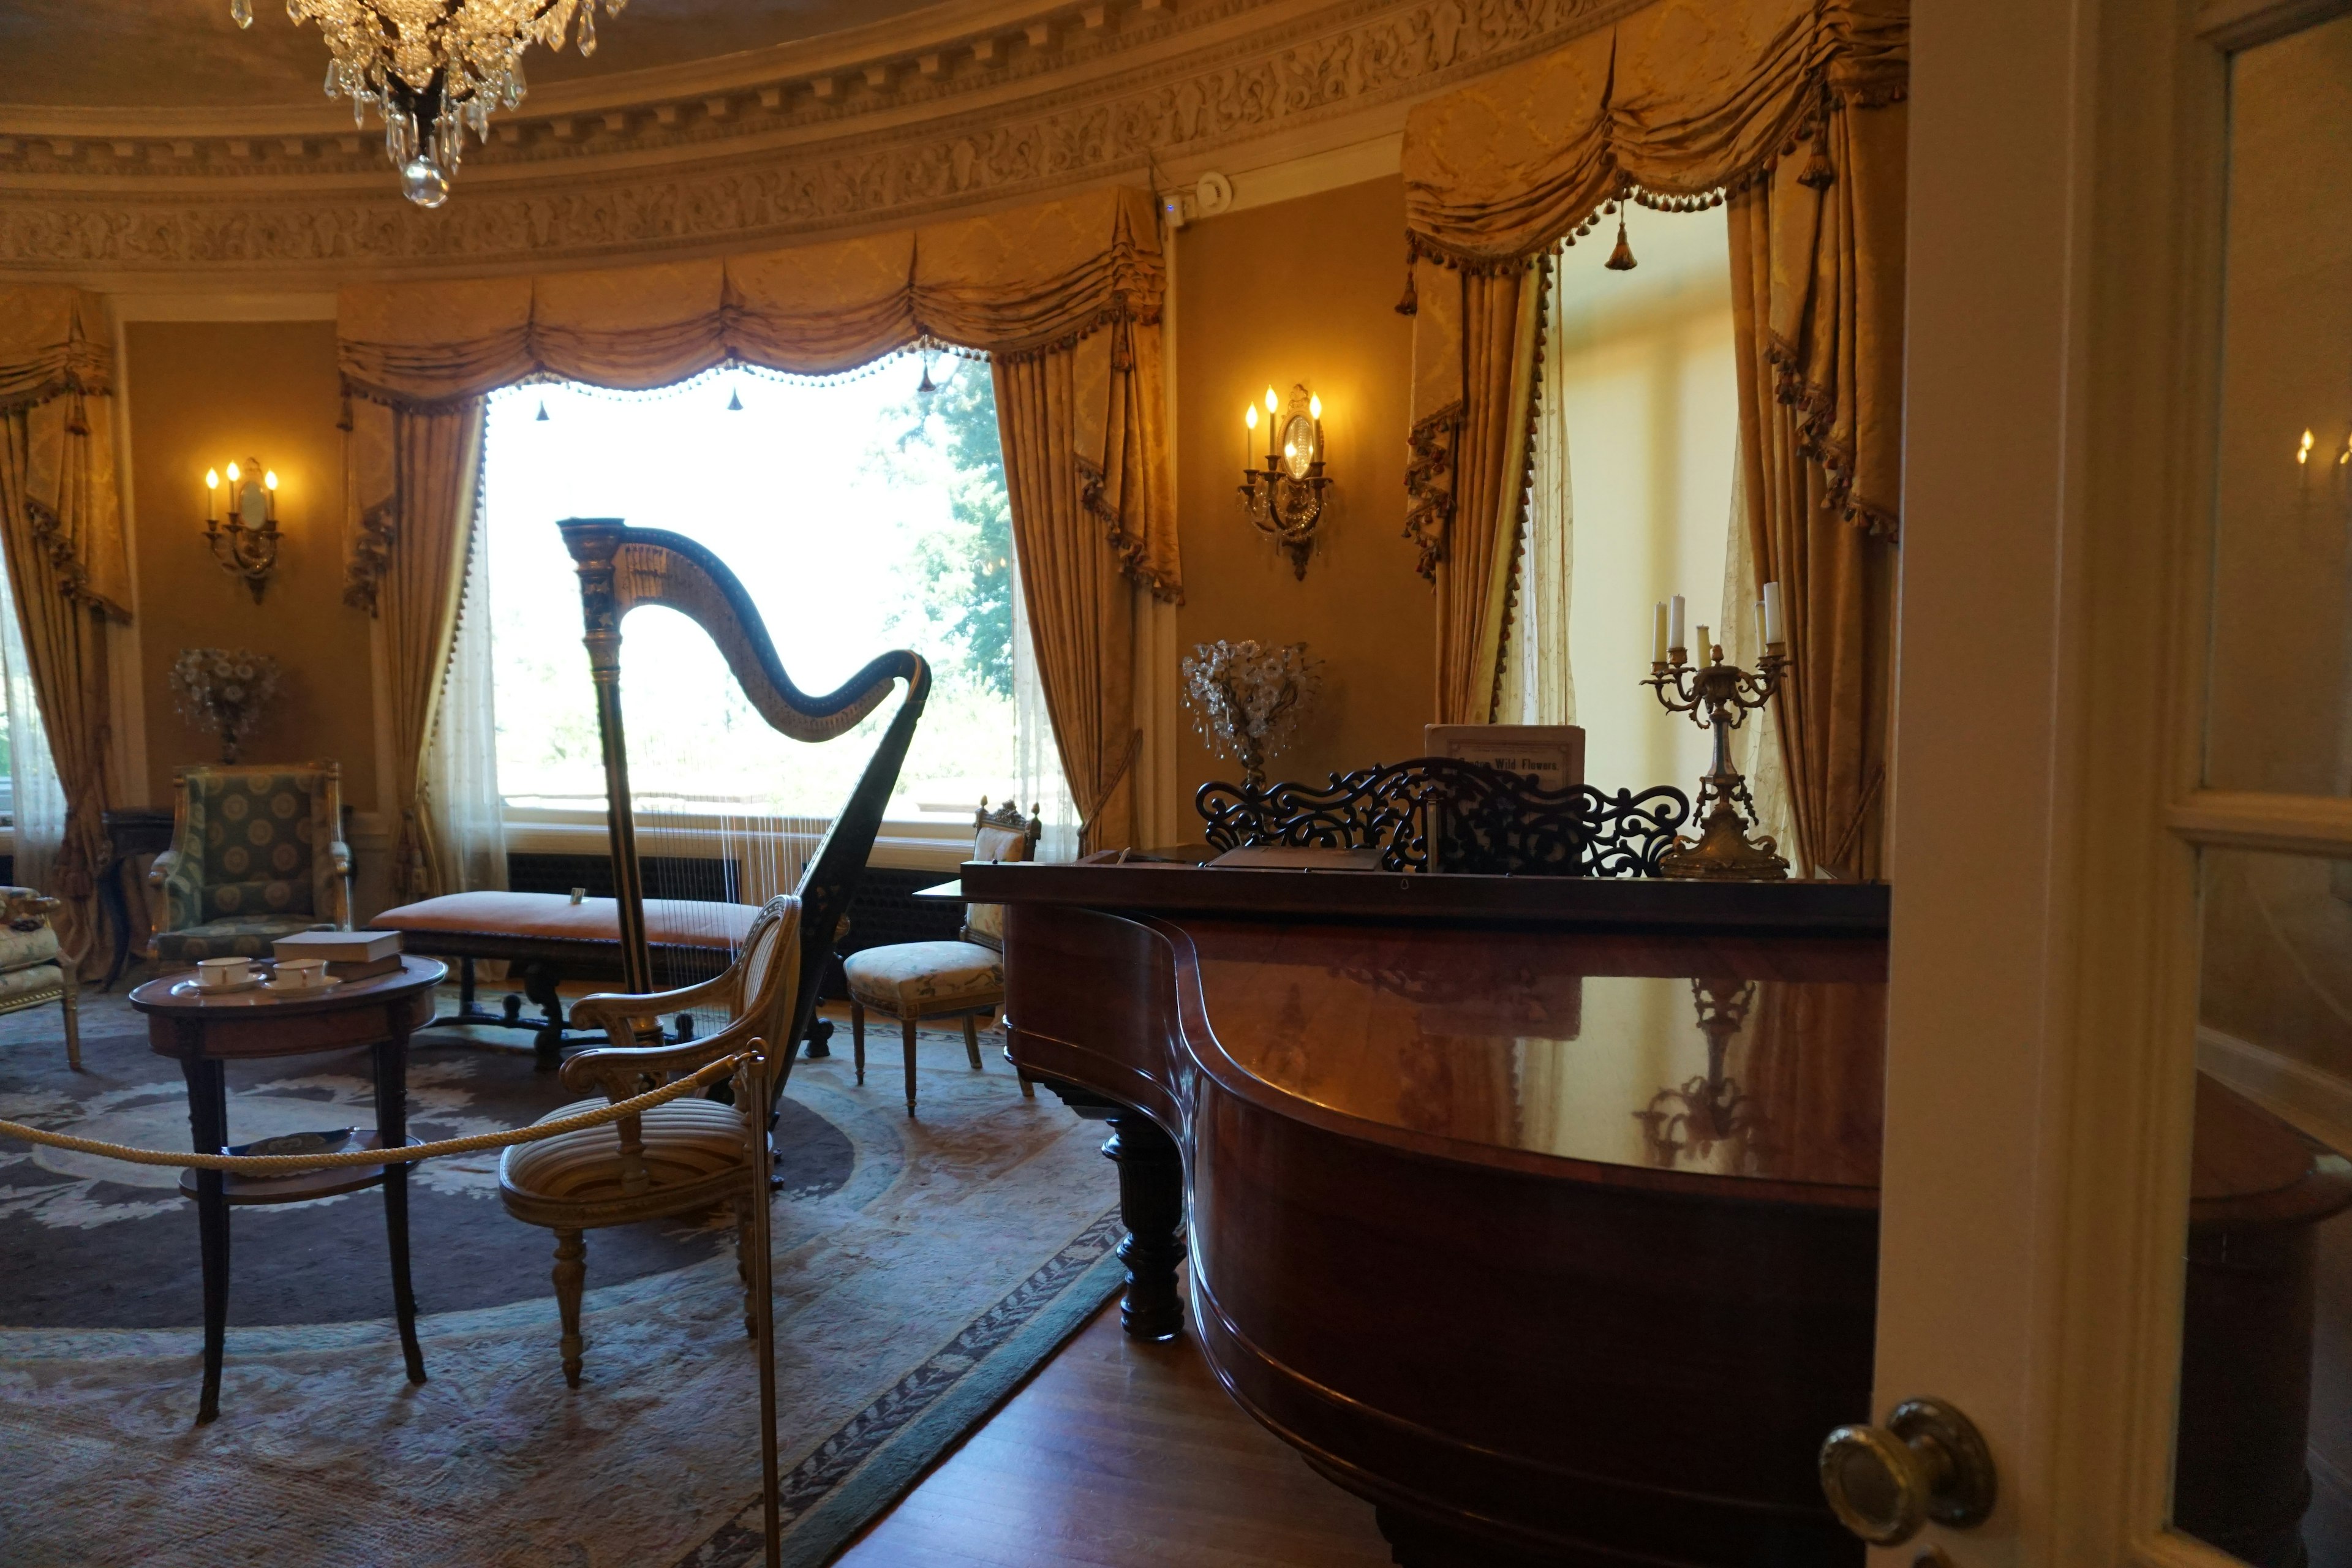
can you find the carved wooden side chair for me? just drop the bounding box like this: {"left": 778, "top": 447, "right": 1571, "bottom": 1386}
{"left": 146, "top": 761, "right": 353, "bottom": 968}
{"left": 840, "top": 799, "right": 1039, "bottom": 1117}
{"left": 497, "top": 894, "right": 800, "bottom": 1387}
{"left": 0, "top": 886, "right": 81, "bottom": 1069}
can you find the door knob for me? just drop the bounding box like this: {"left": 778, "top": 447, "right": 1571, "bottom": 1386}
{"left": 1819, "top": 1397, "right": 1997, "bottom": 1546}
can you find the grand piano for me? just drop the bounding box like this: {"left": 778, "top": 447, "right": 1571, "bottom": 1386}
{"left": 963, "top": 771, "right": 2346, "bottom": 1567}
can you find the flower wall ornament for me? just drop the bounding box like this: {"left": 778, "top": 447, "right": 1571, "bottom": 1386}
{"left": 168, "top": 649, "right": 283, "bottom": 765}
{"left": 1182, "top": 639, "right": 1320, "bottom": 792}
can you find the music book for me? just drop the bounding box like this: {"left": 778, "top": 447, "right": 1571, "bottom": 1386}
{"left": 1422, "top": 723, "right": 1586, "bottom": 789}
{"left": 273, "top": 930, "right": 403, "bottom": 965}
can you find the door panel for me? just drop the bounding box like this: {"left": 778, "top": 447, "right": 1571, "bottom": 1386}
{"left": 2184, "top": 851, "right": 2352, "bottom": 1566}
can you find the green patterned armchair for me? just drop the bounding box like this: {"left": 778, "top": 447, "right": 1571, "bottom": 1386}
{"left": 146, "top": 761, "right": 353, "bottom": 969}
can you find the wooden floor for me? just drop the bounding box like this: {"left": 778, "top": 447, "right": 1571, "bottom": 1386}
{"left": 834, "top": 1276, "right": 1395, "bottom": 1567}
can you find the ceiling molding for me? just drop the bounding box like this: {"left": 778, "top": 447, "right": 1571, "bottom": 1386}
{"left": 0, "top": 0, "right": 1637, "bottom": 283}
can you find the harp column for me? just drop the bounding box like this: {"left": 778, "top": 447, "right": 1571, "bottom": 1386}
{"left": 565, "top": 519, "right": 657, "bottom": 996}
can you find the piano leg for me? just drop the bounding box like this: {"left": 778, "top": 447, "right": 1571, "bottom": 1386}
{"left": 1102, "top": 1109, "right": 1186, "bottom": 1343}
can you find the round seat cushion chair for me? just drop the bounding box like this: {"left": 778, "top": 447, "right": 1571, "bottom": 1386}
{"left": 840, "top": 940, "right": 1020, "bottom": 1117}
{"left": 499, "top": 1096, "right": 764, "bottom": 1387}
{"left": 498, "top": 1097, "right": 752, "bottom": 1228}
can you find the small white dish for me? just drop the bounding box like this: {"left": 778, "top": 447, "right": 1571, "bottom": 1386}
{"left": 264, "top": 974, "right": 343, "bottom": 995}
{"left": 172, "top": 975, "right": 264, "bottom": 996}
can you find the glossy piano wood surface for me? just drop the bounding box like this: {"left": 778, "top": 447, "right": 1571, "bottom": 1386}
{"left": 993, "top": 877, "right": 2346, "bottom": 1568}
{"left": 1178, "top": 921, "right": 1885, "bottom": 1196}
{"left": 1003, "top": 897, "right": 1887, "bottom": 1567}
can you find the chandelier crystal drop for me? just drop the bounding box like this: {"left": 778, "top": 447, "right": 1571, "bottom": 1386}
{"left": 238, "top": 0, "right": 628, "bottom": 206}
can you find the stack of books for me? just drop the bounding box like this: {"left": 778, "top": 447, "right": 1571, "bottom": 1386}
{"left": 271, "top": 929, "right": 404, "bottom": 981}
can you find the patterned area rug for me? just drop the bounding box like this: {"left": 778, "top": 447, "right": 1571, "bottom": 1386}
{"left": 0, "top": 987, "right": 1123, "bottom": 1568}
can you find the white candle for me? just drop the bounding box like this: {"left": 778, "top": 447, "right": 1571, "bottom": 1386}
{"left": 1696, "top": 625, "right": 1711, "bottom": 664}
{"left": 1761, "top": 581, "right": 1784, "bottom": 645}
{"left": 1651, "top": 601, "right": 1667, "bottom": 663}
{"left": 1667, "top": 594, "right": 1686, "bottom": 653}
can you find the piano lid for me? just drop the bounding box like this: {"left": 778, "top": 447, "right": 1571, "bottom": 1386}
{"left": 1181, "top": 921, "right": 1886, "bottom": 1194}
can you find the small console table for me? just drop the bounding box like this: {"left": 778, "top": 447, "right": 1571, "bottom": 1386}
{"left": 132, "top": 956, "right": 447, "bottom": 1425}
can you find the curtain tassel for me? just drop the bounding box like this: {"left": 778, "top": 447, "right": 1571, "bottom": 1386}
{"left": 1605, "top": 214, "right": 1638, "bottom": 272}
{"left": 1395, "top": 239, "right": 1419, "bottom": 315}
{"left": 1799, "top": 125, "right": 1836, "bottom": 190}
{"left": 64, "top": 391, "right": 88, "bottom": 438}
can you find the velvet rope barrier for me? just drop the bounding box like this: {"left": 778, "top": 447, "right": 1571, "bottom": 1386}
{"left": 0, "top": 1041, "right": 786, "bottom": 1568}
{"left": 0, "top": 1049, "right": 750, "bottom": 1172}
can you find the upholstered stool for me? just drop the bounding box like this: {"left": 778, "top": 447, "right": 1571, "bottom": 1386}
{"left": 840, "top": 801, "right": 1039, "bottom": 1116}
{"left": 0, "top": 887, "right": 80, "bottom": 1070}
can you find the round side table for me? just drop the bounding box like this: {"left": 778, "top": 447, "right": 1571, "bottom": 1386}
{"left": 130, "top": 956, "right": 447, "bottom": 1425}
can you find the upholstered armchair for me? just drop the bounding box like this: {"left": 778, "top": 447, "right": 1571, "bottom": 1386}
{"left": 146, "top": 761, "right": 353, "bottom": 969}
{"left": 0, "top": 886, "right": 80, "bottom": 1069}
{"left": 498, "top": 894, "right": 801, "bottom": 1388}
{"left": 842, "top": 799, "right": 1039, "bottom": 1117}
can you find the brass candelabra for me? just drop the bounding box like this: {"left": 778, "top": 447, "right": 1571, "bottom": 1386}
{"left": 1645, "top": 631, "right": 1791, "bottom": 881}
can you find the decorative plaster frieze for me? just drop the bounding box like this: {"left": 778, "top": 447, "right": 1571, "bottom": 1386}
{"left": 0, "top": 0, "right": 1635, "bottom": 277}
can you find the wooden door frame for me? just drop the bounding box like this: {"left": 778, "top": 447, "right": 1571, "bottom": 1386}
{"left": 1878, "top": 0, "right": 2348, "bottom": 1562}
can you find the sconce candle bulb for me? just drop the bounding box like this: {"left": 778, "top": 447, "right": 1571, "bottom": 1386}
{"left": 202, "top": 454, "right": 285, "bottom": 603}
{"left": 1238, "top": 383, "right": 1333, "bottom": 578}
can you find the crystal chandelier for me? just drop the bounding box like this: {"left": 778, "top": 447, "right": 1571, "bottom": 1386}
{"left": 229, "top": 0, "right": 628, "bottom": 209}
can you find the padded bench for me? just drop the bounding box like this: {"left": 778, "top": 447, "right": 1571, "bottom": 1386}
{"left": 374, "top": 892, "right": 766, "bottom": 1067}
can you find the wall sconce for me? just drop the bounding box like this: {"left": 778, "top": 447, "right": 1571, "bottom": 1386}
{"left": 1238, "top": 383, "right": 1331, "bottom": 579}
{"left": 203, "top": 457, "right": 282, "bottom": 603}
{"left": 2294, "top": 424, "right": 2352, "bottom": 524}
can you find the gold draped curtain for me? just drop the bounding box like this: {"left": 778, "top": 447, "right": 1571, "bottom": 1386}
{"left": 1400, "top": 0, "right": 1906, "bottom": 874}
{"left": 0, "top": 287, "right": 133, "bottom": 966}
{"left": 339, "top": 187, "right": 1175, "bottom": 884}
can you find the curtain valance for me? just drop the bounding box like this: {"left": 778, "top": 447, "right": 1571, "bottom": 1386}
{"left": 1400, "top": 0, "right": 1907, "bottom": 269}
{"left": 337, "top": 186, "right": 1165, "bottom": 401}
{"left": 339, "top": 184, "right": 1175, "bottom": 602}
{"left": 0, "top": 286, "right": 129, "bottom": 618}
{"left": 0, "top": 287, "right": 115, "bottom": 414}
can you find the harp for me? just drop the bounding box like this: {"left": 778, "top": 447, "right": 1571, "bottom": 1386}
{"left": 558, "top": 516, "right": 930, "bottom": 1060}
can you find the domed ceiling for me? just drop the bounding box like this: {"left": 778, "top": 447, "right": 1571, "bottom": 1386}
{"left": 0, "top": 0, "right": 955, "bottom": 111}
{"left": 0, "top": 0, "right": 1621, "bottom": 281}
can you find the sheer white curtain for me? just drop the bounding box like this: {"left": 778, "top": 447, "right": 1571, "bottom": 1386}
{"left": 0, "top": 552, "right": 65, "bottom": 896}
{"left": 424, "top": 522, "right": 508, "bottom": 893}
{"left": 1012, "top": 564, "right": 1079, "bottom": 862}
{"left": 1496, "top": 257, "right": 1577, "bottom": 729}
{"left": 1716, "top": 450, "right": 1793, "bottom": 858}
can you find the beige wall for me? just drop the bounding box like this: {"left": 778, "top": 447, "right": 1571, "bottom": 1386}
{"left": 1170, "top": 175, "right": 1433, "bottom": 808}
{"left": 126, "top": 320, "right": 379, "bottom": 814}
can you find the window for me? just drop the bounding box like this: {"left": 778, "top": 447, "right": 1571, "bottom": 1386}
{"left": 477, "top": 353, "right": 1061, "bottom": 867}
{"left": 1498, "top": 207, "right": 1782, "bottom": 844}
